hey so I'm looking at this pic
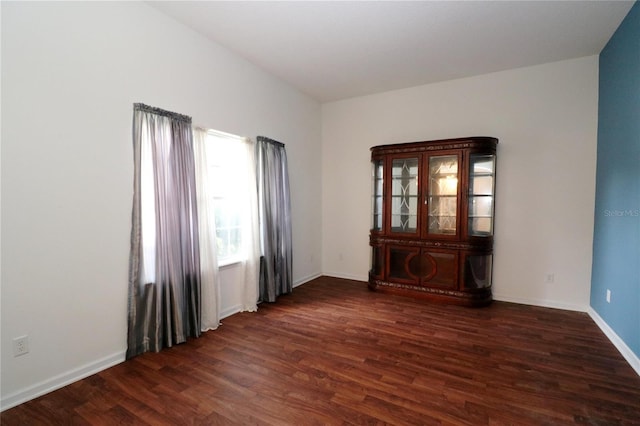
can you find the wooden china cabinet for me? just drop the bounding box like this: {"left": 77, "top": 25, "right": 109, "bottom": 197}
{"left": 369, "top": 136, "right": 497, "bottom": 307}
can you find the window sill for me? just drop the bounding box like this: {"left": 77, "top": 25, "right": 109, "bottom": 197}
{"left": 218, "top": 257, "right": 244, "bottom": 269}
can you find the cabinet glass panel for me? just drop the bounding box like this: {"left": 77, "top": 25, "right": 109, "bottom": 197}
{"left": 463, "top": 254, "right": 493, "bottom": 288}
{"left": 370, "top": 245, "right": 383, "bottom": 277}
{"left": 390, "top": 158, "right": 419, "bottom": 233}
{"left": 468, "top": 155, "right": 496, "bottom": 236}
{"left": 428, "top": 155, "right": 458, "bottom": 235}
{"left": 371, "top": 159, "right": 384, "bottom": 231}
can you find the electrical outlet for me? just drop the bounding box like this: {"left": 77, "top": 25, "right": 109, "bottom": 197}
{"left": 606, "top": 289, "right": 611, "bottom": 303}
{"left": 13, "top": 335, "right": 29, "bottom": 357}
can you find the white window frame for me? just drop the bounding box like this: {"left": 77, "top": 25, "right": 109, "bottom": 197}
{"left": 205, "top": 130, "right": 252, "bottom": 267}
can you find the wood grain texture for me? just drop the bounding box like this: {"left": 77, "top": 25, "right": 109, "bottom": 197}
{"left": 3, "top": 276, "right": 639, "bottom": 425}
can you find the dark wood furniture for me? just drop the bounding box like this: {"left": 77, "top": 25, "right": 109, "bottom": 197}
{"left": 369, "top": 136, "right": 498, "bottom": 306}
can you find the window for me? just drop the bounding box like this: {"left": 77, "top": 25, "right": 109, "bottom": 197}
{"left": 204, "top": 131, "right": 254, "bottom": 266}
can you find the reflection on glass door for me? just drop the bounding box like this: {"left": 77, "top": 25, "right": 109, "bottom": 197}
{"left": 428, "top": 155, "right": 458, "bottom": 235}
{"left": 468, "top": 155, "right": 495, "bottom": 236}
{"left": 391, "top": 158, "right": 419, "bottom": 233}
{"left": 371, "top": 159, "right": 384, "bottom": 231}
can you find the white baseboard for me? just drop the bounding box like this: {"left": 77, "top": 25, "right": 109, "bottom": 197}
{"left": 492, "top": 293, "right": 587, "bottom": 312}
{"left": 220, "top": 273, "right": 322, "bottom": 320}
{"left": 1, "top": 351, "right": 126, "bottom": 412}
{"left": 8, "top": 283, "right": 633, "bottom": 415}
{"left": 220, "top": 304, "right": 243, "bottom": 320}
{"left": 293, "top": 272, "right": 322, "bottom": 287}
{"left": 588, "top": 307, "right": 640, "bottom": 376}
{"left": 322, "top": 272, "right": 368, "bottom": 282}
{"left": 482, "top": 295, "right": 639, "bottom": 376}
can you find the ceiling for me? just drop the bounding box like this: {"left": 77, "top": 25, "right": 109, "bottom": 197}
{"left": 150, "top": 1, "right": 634, "bottom": 103}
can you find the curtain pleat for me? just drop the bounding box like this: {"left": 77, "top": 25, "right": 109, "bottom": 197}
{"left": 127, "top": 103, "right": 201, "bottom": 359}
{"left": 256, "top": 136, "right": 293, "bottom": 302}
{"left": 193, "top": 128, "right": 221, "bottom": 331}
{"left": 240, "top": 137, "right": 261, "bottom": 312}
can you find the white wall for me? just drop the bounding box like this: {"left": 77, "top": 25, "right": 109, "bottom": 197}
{"left": 1, "top": 2, "right": 321, "bottom": 408}
{"left": 0, "top": 0, "right": 601, "bottom": 409}
{"left": 322, "top": 56, "right": 598, "bottom": 311}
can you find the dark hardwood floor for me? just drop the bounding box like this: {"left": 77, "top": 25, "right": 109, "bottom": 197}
{"left": 3, "top": 276, "right": 640, "bottom": 425}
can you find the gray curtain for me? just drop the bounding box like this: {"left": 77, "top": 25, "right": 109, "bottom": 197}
{"left": 127, "top": 103, "right": 201, "bottom": 359}
{"left": 256, "top": 136, "right": 293, "bottom": 302}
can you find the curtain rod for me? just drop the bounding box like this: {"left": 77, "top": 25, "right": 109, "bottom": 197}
{"left": 257, "top": 136, "right": 285, "bottom": 148}
{"left": 134, "top": 103, "right": 191, "bottom": 124}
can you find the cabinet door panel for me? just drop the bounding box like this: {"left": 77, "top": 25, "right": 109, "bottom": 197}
{"left": 420, "top": 251, "right": 457, "bottom": 288}
{"left": 386, "top": 247, "right": 457, "bottom": 288}
{"left": 387, "top": 246, "right": 420, "bottom": 283}
{"left": 389, "top": 157, "right": 420, "bottom": 234}
{"left": 426, "top": 154, "right": 460, "bottom": 237}
{"left": 371, "top": 159, "right": 384, "bottom": 231}
{"left": 468, "top": 154, "right": 496, "bottom": 236}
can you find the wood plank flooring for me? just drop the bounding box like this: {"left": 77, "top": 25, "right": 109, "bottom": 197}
{"left": 3, "top": 276, "right": 640, "bottom": 425}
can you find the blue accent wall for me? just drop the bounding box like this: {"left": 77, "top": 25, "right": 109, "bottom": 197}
{"left": 591, "top": 1, "right": 640, "bottom": 357}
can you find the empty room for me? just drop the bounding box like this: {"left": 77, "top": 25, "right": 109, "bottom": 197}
{"left": 2, "top": 1, "right": 639, "bottom": 424}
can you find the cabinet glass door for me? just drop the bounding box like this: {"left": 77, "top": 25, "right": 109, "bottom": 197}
{"left": 371, "top": 159, "right": 384, "bottom": 231}
{"left": 390, "top": 157, "right": 419, "bottom": 233}
{"left": 428, "top": 155, "right": 459, "bottom": 235}
{"left": 468, "top": 155, "right": 496, "bottom": 236}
